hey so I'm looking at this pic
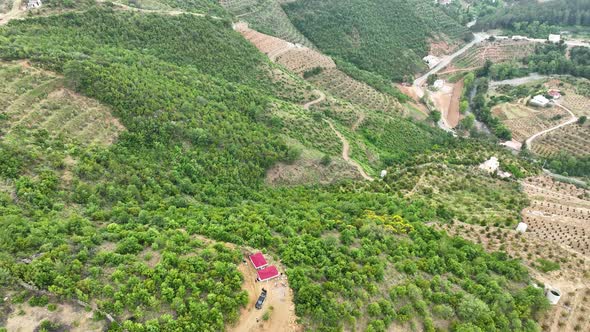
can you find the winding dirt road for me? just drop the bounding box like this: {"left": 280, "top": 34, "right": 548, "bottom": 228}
{"left": 525, "top": 103, "right": 578, "bottom": 148}
{"left": 325, "top": 120, "right": 373, "bottom": 181}
{"left": 303, "top": 90, "right": 325, "bottom": 110}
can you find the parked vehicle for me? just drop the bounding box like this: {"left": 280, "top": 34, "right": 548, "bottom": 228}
{"left": 255, "top": 288, "right": 267, "bottom": 309}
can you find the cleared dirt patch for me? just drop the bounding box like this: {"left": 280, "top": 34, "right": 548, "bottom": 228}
{"left": 5, "top": 301, "right": 104, "bottom": 332}
{"left": 228, "top": 259, "right": 300, "bottom": 332}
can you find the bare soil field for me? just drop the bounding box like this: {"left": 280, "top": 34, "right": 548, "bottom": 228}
{"left": 430, "top": 81, "right": 462, "bottom": 128}
{"left": 492, "top": 103, "right": 570, "bottom": 142}
{"left": 4, "top": 300, "right": 105, "bottom": 331}
{"left": 440, "top": 175, "right": 590, "bottom": 332}
{"left": 453, "top": 39, "right": 536, "bottom": 68}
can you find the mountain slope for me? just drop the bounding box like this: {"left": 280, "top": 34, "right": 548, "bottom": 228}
{"left": 0, "top": 5, "right": 550, "bottom": 332}
{"left": 283, "top": 0, "right": 472, "bottom": 81}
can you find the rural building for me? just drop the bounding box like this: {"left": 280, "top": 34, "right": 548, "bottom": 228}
{"left": 380, "top": 170, "right": 387, "bottom": 178}
{"left": 422, "top": 55, "right": 441, "bottom": 69}
{"left": 479, "top": 157, "right": 499, "bottom": 174}
{"left": 548, "top": 34, "right": 561, "bottom": 43}
{"left": 498, "top": 171, "right": 512, "bottom": 179}
{"left": 548, "top": 89, "right": 561, "bottom": 99}
{"left": 512, "top": 35, "right": 527, "bottom": 40}
{"left": 436, "top": 0, "right": 452, "bottom": 5}
{"left": 516, "top": 222, "right": 528, "bottom": 233}
{"left": 27, "top": 0, "right": 42, "bottom": 9}
{"left": 249, "top": 252, "right": 268, "bottom": 270}
{"left": 530, "top": 95, "right": 550, "bottom": 107}
{"left": 257, "top": 265, "right": 280, "bottom": 282}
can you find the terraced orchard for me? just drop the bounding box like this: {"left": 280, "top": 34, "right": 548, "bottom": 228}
{"left": 453, "top": 39, "right": 535, "bottom": 68}
{"left": 220, "top": 0, "right": 313, "bottom": 47}
{"left": 307, "top": 68, "right": 401, "bottom": 113}
{"left": 492, "top": 103, "right": 570, "bottom": 142}
{"left": 532, "top": 122, "right": 590, "bottom": 157}
{"left": 235, "top": 22, "right": 335, "bottom": 74}
{"left": 437, "top": 220, "right": 590, "bottom": 332}
{"left": 522, "top": 176, "right": 590, "bottom": 256}
{"left": 544, "top": 78, "right": 590, "bottom": 117}
{"left": 0, "top": 61, "right": 123, "bottom": 146}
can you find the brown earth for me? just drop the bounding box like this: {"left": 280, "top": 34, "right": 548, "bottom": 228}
{"left": 5, "top": 301, "right": 104, "bottom": 332}
{"left": 447, "top": 79, "right": 463, "bottom": 128}
{"left": 228, "top": 261, "right": 300, "bottom": 332}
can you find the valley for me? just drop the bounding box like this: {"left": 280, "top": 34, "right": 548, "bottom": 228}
{"left": 0, "top": 0, "right": 589, "bottom": 331}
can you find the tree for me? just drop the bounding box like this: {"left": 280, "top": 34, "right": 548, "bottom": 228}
{"left": 578, "top": 116, "right": 587, "bottom": 125}
{"left": 430, "top": 110, "right": 442, "bottom": 123}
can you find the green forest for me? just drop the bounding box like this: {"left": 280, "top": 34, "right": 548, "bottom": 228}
{"left": 282, "top": 0, "right": 472, "bottom": 81}
{"left": 475, "top": 0, "right": 590, "bottom": 35}
{"left": 0, "top": 2, "right": 563, "bottom": 332}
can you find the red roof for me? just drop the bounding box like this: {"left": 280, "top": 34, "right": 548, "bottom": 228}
{"left": 249, "top": 252, "right": 268, "bottom": 269}
{"left": 257, "top": 265, "right": 279, "bottom": 281}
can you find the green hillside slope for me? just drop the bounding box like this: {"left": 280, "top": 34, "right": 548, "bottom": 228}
{"left": 283, "top": 0, "right": 472, "bottom": 81}
{"left": 0, "top": 6, "right": 549, "bottom": 332}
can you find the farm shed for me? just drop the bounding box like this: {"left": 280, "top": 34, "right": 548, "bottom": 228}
{"left": 530, "top": 95, "right": 550, "bottom": 107}
{"left": 249, "top": 252, "right": 268, "bottom": 270}
{"left": 548, "top": 34, "right": 561, "bottom": 43}
{"left": 27, "top": 0, "right": 42, "bottom": 9}
{"left": 257, "top": 265, "right": 280, "bottom": 282}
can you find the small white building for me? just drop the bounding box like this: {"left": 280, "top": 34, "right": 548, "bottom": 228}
{"left": 423, "top": 55, "right": 441, "bottom": 69}
{"left": 516, "top": 222, "right": 528, "bottom": 233}
{"left": 479, "top": 157, "right": 500, "bottom": 174}
{"left": 27, "top": 0, "right": 42, "bottom": 9}
{"left": 380, "top": 170, "right": 387, "bottom": 179}
{"left": 498, "top": 171, "right": 512, "bottom": 179}
{"left": 530, "top": 95, "right": 550, "bottom": 107}
{"left": 512, "top": 35, "right": 527, "bottom": 40}
{"left": 548, "top": 34, "right": 561, "bottom": 43}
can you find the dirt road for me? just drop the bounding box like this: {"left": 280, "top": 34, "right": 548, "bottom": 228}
{"left": 303, "top": 90, "right": 325, "bottom": 110}
{"left": 0, "top": 0, "right": 24, "bottom": 25}
{"left": 413, "top": 32, "right": 489, "bottom": 95}
{"left": 325, "top": 120, "right": 373, "bottom": 181}
{"left": 525, "top": 103, "right": 577, "bottom": 148}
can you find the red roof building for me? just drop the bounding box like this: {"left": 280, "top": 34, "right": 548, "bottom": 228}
{"left": 249, "top": 252, "right": 268, "bottom": 270}
{"left": 257, "top": 265, "right": 280, "bottom": 282}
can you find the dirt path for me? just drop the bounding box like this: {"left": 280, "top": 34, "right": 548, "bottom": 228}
{"left": 0, "top": 0, "right": 25, "bottom": 25}
{"left": 325, "top": 120, "right": 373, "bottom": 181}
{"left": 303, "top": 90, "right": 325, "bottom": 110}
{"left": 351, "top": 113, "right": 365, "bottom": 132}
{"left": 525, "top": 103, "right": 577, "bottom": 148}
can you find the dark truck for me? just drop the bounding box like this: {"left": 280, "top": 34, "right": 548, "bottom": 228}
{"left": 255, "top": 288, "right": 267, "bottom": 309}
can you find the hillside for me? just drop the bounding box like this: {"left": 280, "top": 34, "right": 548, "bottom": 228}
{"left": 282, "top": 0, "right": 472, "bottom": 81}
{"left": 475, "top": 0, "right": 590, "bottom": 35}
{"left": 0, "top": 3, "right": 557, "bottom": 332}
